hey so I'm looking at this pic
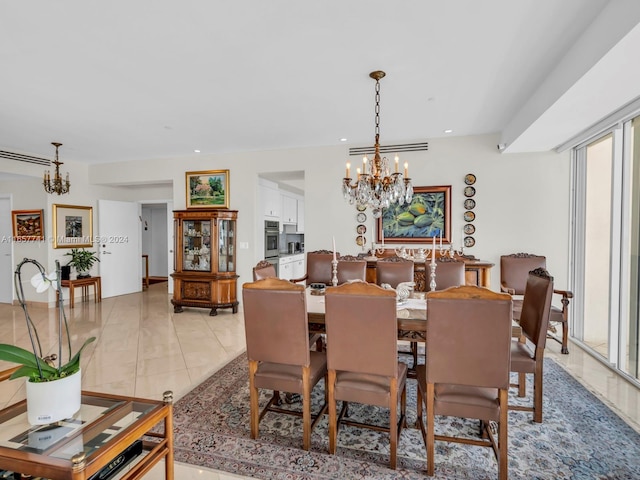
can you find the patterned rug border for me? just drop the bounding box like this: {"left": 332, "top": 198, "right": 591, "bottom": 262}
{"left": 171, "top": 351, "right": 640, "bottom": 480}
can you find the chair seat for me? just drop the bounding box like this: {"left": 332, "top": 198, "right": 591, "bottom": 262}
{"left": 416, "top": 365, "right": 502, "bottom": 422}
{"left": 335, "top": 363, "right": 407, "bottom": 407}
{"left": 550, "top": 305, "right": 565, "bottom": 323}
{"left": 255, "top": 351, "right": 327, "bottom": 393}
{"left": 510, "top": 339, "right": 536, "bottom": 373}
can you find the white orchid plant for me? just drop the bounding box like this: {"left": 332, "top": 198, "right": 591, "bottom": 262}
{"left": 0, "top": 258, "right": 95, "bottom": 382}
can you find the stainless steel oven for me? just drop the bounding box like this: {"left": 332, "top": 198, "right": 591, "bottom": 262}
{"left": 264, "top": 220, "right": 279, "bottom": 259}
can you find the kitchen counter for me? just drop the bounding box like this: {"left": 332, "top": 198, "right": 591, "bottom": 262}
{"left": 278, "top": 251, "right": 305, "bottom": 258}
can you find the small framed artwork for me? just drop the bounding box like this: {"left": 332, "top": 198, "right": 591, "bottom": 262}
{"left": 52, "top": 204, "right": 93, "bottom": 248}
{"left": 186, "top": 170, "right": 230, "bottom": 209}
{"left": 12, "top": 209, "right": 44, "bottom": 241}
{"left": 378, "top": 185, "right": 451, "bottom": 244}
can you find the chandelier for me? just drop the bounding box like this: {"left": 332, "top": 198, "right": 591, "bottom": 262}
{"left": 342, "top": 70, "right": 412, "bottom": 218}
{"left": 43, "top": 142, "right": 70, "bottom": 195}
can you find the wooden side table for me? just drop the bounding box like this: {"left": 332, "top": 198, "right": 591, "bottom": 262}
{"left": 58, "top": 277, "right": 102, "bottom": 308}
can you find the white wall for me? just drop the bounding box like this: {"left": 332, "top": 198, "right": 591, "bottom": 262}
{"left": 87, "top": 133, "right": 571, "bottom": 293}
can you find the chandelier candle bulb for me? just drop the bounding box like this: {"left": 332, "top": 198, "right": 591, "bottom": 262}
{"left": 346, "top": 162, "right": 350, "bottom": 178}
{"left": 404, "top": 162, "right": 409, "bottom": 177}
{"left": 395, "top": 155, "right": 399, "bottom": 173}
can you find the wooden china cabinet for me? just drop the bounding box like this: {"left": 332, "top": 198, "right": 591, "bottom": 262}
{"left": 171, "top": 209, "right": 239, "bottom": 316}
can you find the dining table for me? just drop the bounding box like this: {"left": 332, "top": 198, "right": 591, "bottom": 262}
{"left": 305, "top": 288, "right": 522, "bottom": 344}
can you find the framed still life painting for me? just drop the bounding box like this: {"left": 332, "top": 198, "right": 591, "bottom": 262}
{"left": 377, "top": 185, "right": 451, "bottom": 244}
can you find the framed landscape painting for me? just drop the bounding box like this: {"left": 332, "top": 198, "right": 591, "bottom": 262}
{"left": 12, "top": 209, "right": 44, "bottom": 241}
{"left": 377, "top": 185, "right": 451, "bottom": 244}
{"left": 186, "top": 170, "right": 229, "bottom": 208}
{"left": 52, "top": 204, "right": 93, "bottom": 248}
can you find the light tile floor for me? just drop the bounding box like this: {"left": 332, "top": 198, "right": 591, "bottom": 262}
{"left": 1, "top": 282, "right": 639, "bottom": 479}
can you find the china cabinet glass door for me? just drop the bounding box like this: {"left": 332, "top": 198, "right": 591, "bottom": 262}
{"left": 183, "top": 219, "right": 211, "bottom": 271}
{"left": 218, "top": 219, "right": 235, "bottom": 272}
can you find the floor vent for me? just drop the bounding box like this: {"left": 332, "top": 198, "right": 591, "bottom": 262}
{"left": 348, "top": 141, "right": 428, "bottom": 156}
{"left": 0, "top": 150, "right": 50, "bottom": 166}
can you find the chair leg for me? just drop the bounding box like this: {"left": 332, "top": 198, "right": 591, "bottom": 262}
{"left": 498, "top": 389, "right": 508, "bottom": 480}
{"left": 533, "top": 362, "right": 543, "bottom": 423}
{"left": 427, "top": 383, "right": 435, "bottom": 477}
{"left": 248, "top": 361, "right": 260, "bottom": 440}
{"left": 328, "top": 370, "right": 337, "bottom": 454}
{"left": 518, "top": 372, "right": 526, "bottom": 397}
{"left": 302, "top": 366, "right": 311, "bottom": 450}
{"left": 389, "top": 379, "right": 398, "bottom": 470}
{"left": 561, "top": 321, "right": 569, "bottom": 354}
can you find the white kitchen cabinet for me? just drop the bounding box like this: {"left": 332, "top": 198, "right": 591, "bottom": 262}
{"left": 260, "top": 185, "right": 280, "bottom": 219}
{"left": 292, "top": 253, "right": 305, "bottom": 279}
{"left": 281, "top": 194, "right": 297, "bottom": 224}
{"left": 296, "top": 199, "right": 304, "bottom": 233}
{"left": 279, "top": 256, "right": 294, "bottom": 280}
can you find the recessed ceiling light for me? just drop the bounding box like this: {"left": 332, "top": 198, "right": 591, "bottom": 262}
{"left": 444, "top": 129, "right": 453, "bottom": 134}
{"left": 194, "top": 149, "right": 201, "bottom": 153}
{"left": 340, "top": 138, "right": 347, "bottom": 142}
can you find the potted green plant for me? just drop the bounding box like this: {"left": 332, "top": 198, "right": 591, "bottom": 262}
{"left": 0, "top": 259, "right": 96, "bottom": 424}
{"left": 65, "top": 248, "right": 100, "bottom": 278}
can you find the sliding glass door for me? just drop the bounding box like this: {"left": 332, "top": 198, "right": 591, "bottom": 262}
{"left": 573, "top": 115, "right": 640, "bottom": 383}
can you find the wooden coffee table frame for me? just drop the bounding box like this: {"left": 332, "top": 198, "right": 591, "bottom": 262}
{"left": 0, "top": 390, "right": 174, "bottom": 480}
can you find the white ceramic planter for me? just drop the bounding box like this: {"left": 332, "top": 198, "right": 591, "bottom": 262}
{"left": 26, "top": 369, "right": 81, "bottom": 425}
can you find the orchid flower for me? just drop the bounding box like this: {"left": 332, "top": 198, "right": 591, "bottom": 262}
{"left": 30, "top": 270, "right": 58, "bottom": 293}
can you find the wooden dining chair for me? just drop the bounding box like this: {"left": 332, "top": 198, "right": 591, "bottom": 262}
{"left": 509, "top": 267, "right": 554, "bottom": 423}
{"left": 500, "top": 253, "right": 573, "bottom": 353}
{"left": 291, "top": 250, "right": 338, "bottom": 286}
{"left": 336, "top": 255, "right": 367, "bottom": 284}
{"left": 252, "top": 260, "right": 277, "bottom": 281}
{"left": 325, "top": 282, "right": 407, "bottom": 469}
{"left": 376, "top": 256, "right": 414, "bottom": 289}
{"left": 242, "top": 277, "right": 328, "bottom": 450}
{"left": 416, "top": 285, "right": 512, "bottom": 479}
{"left": 377, "top": 256, "right": 419, "bottom": 367}
{"left": 433, "top": 257, "right": 465, "bottom": 290}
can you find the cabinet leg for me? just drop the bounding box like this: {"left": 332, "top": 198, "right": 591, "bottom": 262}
{"left": 209, "top": 308, "right": 218, "bottom": 316}
{"left": 173, "top": 305, "right": 183, "bottom": 313}
{"left": 232, "top": 304, "right": 238, "bottom": 313}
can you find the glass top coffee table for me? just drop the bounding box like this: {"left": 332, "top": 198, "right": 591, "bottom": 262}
{"left": 0, "top": 390, "right": 173, "bottom": 480}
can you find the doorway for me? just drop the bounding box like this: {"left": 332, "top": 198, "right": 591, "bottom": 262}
{"left": 0, "top": 195, "right": 12, "bottom": 303}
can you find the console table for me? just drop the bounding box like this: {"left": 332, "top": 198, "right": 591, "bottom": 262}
{"left": 0, "top": 390, "right": 174, "bottom": 480}
{"left": 365, "top": 255, "right": 494, "bottom": 291}
{"left": 58, "top": 276, "right": 102, "bottom": 308}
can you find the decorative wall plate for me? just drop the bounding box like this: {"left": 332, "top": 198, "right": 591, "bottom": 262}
{"left": 464, "top": 173, "right": 476, "bottom": 185}
{"left": 356, "top": 204, "right": 367, "bottom": 212}
{"left": 463, "top": 211, "right": 475, "bottom": 222}
{"left": 464, "top": 236, "right": 475, "bottom": 247}
{"left": 464, "top": 186, "right": 476, "bottom": 197}
{"left": 464, "top": 199, "right": 476, "bottom": 210}
{"left": 463, "top": 224, "right": 475, "bottom": 235}
{"left": 356, "top": 224, "right": 366, "bottom": 234}
{"left": 356, "top": 235, "right": 366, "bottom": 246}
{"left": 356, "top": 212, "right": 367, "bottom": 222}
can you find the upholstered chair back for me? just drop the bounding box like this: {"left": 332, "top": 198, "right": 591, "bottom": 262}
{"left": 376, "top": 257, "right": 414, "bottom": 289}
{"left": 336, "top": 255, "right": 367, "bottom": 284}
{"left": 434, "top": 258, "right": 465, "bottom": 290}
{"left": 500, "top": 253, "right": 546, "bottom": 295}
{"left": 252, "top": 260, "right": 276, "bottom": 281}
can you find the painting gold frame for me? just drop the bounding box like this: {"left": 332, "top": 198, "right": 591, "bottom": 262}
{"left": 52, "top": 204, "right": 93, "bottom": 248}
{"left": 12, "top": 209, "right": 44, "bottom": 241}
{"left": 185, "top": 169, "right": 230, "bottom": 209}
{"left": 377, "top": 185, "right": 451, "bottom": 244}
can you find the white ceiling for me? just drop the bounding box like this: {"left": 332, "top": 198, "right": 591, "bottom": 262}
{"left": 1, "top": 0, "right": 640, "bottom": 167}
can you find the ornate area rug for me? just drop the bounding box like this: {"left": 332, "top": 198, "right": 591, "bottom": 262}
{"left": 171, "top": 353, "right": 640, "bottom": 479}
